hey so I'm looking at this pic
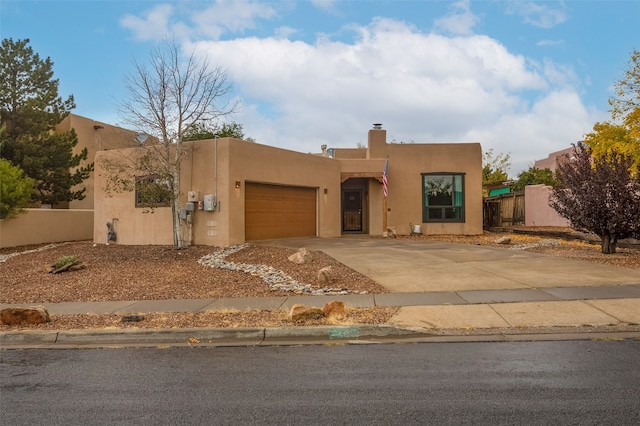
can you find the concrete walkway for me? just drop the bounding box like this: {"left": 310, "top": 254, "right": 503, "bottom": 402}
{"left": 1, "top": 237, "right": 639, "bottom": 344}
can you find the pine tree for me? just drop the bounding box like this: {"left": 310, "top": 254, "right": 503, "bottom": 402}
{"left": 0, "top": 38, "right": 92, "bottom": 205}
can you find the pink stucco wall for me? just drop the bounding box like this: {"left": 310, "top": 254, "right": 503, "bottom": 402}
{"left": 533, "top": 147, "right": 573, "bottom": 172}
{"left": 524, "top": 184, "right": 569, "bottom": 227}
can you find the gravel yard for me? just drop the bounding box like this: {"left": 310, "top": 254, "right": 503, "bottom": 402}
{"left": 1, "top": 229, "right": 638, "bottom": 331}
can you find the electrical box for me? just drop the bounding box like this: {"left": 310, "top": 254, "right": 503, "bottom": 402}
{"left": 187, "top": 191, "right": 199, "bottom": 202}
{"left": 186, "top": 202, "right": 195, "bottom": 212}
{"left": 180, "top": 208, "right": 187, "bottom": 220}
{"left": 204, "top": 194, "right": 216, "bottom": 211}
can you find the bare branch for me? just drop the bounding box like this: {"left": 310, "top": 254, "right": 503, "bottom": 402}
{"left": 107, "top": 39, "right": 237, "bottom": 247}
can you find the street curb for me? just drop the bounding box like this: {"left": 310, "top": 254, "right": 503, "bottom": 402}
{"left": 263, "top": 324, "right": 429, "bottom": 343}
{"left": 0, "top": 325, "right": 428, "bottom": 348}
{"left": 56, "top": 328, "right": 266, "bottom": 345}
{"left": 0, "top": 330, "right": 59, "bottom": 345}
{"left": 2, "top": 327, "right": 639, "bottom": 349}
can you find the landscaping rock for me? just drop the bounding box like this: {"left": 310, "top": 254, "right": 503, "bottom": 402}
{"left": 289, "top": 304, "right": 324, "bottom": 323}
{"left": 197, "top": 244, "right": 363, "bottom": 295}
{"left": 288, "top": 248, "right": 312, "bottom": 264}
{"left": 317, "top": 266, "right": 333, "bottom": 285}
{"left": 48, "top": 262, "right": 86, "bottom": 274}
{"left": 495, "top": 236, "right": 511, "bottom": 244}
{"left": 322, "top": 301, "right": 346, "bottom": 320}
{"left": 0, "top": 306, "right": 50, "bottom": 325}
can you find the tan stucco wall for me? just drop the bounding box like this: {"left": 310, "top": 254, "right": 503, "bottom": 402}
{"left": 379, "top": 142, "right": 483, "bottom": 235}
{"left": 0, "top": 209, "right": 93, "bottom": 248}
{"left": 56, "top": 114, "right": 139, "bottom": 210}
{"left": 94, "top": 138, "right": 342, "bottom": 247}
{"left": 92, "top": 129, "right": 483, "bottom": 246}
{"left": 93, "top": 146, "right": 175, "bottom": 246}
{"left": 333, "top": 148, "right": 366, "bottom": 159}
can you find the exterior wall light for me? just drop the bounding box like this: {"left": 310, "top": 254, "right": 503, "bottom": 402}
{"left": 235, "top": 181, "right": 241, "bottom": 189}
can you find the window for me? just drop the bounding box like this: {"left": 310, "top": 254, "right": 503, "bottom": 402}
{"left": 135, "top": 175, "right": 172, "bottom": 208}
{"left": 422, "top": 173, "right": 465, "bottom": 222}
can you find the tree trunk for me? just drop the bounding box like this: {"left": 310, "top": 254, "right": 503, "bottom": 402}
{"left": 601, "top": 233, "right": 618, "bottom": 254}
{"left": 172, "top": 200, "right": 183, "bottom": 248}
{"left": 172, "top": 173, "right": 183, "bottom": 248}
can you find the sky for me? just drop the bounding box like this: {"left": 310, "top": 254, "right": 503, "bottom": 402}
{"left": 2, "top": 0, "right": 638, "bottom": 176}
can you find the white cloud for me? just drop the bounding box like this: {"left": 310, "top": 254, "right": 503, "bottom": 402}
{"left": 190, "top": 0, "right": 276, "bottom": 39}
{"left": 121, "top": 3, "right": 598, "bottom": 176}
{"left": 311, "top": 0, "right": 339, "bottom": 14}
{"left": 120, "top": 1, "right": 276, "bottom": 42}
{"left": 466, "top": 91, "right": 599, "bottom": 175}
{"left": 433, "top": 0, "right": 480, "bottom": 36}
{"left": 505, "top": 1, "right": 567, "bottom": 29}
{"left": 186, "top": 17, "right": 596, "bottom": 174}
{"left": 274, "top": 26, "right": 298, "bottom": 39}
{"left": 120, "top": 4, "right": 174, "bottom": 41}
{"left": 537, "top": 39, "right": 564, "bottom": 47}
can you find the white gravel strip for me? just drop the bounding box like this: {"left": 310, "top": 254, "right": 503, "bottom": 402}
{"left": 0, "top": 243, "right": 65, "bottom": 263}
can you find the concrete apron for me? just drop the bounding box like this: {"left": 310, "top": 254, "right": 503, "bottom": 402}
{"left": 255, "top": 237, "right": 640, "bottom": 330}
{"left": 255, "top": 237, "right": 640, "bottom": 293}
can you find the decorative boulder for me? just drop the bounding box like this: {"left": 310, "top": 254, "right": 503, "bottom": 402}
{"left": 317, "top": 266, "right": 333, "bottom": 286}
{"left": 288, "top": 248, "right": 312, "bottom": 264}
{"left": 322, "top": 301, "right": 346, "bottom": 321}
{"left": 495, "top": 236, "right": 511, "bottom": 244}
{"left": 0, "top": 306, "right": 51, "bottom": 325}
{"left": 289, "top": 304, "right": 324, "bottom": 323}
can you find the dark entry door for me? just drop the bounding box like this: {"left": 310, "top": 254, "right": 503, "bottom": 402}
{"left": 342, "top": 190, "right": 362, "bottom": 232}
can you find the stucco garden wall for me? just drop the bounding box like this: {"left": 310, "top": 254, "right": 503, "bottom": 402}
{"left": 524, "top": 184, "right": 569, "bottom": 227}
{"left": 0, "top": 209, "right": 93, "bottom": 248}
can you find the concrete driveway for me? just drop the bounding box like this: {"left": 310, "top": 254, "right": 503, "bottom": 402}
{"left": 255, "top": 237, "right": 640, "bottom": 293}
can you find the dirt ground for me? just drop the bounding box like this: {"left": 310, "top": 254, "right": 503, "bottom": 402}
{"left": 1, "top": 229, "right": 638, "bottom": 331}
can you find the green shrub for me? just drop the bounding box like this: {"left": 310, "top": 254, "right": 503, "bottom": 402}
{"left": 54, "top": 255, "right": 79, "bottom": 269}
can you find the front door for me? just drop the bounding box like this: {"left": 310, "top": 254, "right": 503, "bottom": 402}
{"left": 342, "top": 189, "right": 362, "bottom": 232}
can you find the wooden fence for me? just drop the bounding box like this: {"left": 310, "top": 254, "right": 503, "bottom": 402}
{"left": 483, "top": 191, "right": 525, "bottom": 228}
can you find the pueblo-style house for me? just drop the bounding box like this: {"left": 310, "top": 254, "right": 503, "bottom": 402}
{"left": 93, "top": 124, "right": 483, "bottom": 247}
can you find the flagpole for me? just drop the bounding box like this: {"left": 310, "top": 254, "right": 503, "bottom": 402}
{"left": 383, "top": 196, "right": 388, "bottom": 237}
{"left": 382, "top": 156, "right": 389, "bottom": 237}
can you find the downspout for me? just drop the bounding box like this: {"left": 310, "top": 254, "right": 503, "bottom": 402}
{"left": 215, "top": 135, "right": 218, "bottom": 205}
{"left": 213, "top": 134, "right": 220, "bottom": 211}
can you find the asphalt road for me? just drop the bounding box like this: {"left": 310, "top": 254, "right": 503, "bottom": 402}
{"left": 1, "top": 341, "right": 639, "bottom": 425}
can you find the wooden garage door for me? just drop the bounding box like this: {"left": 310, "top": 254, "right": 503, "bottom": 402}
{"left": 245, "top": 183, "right": 317, "bottom": 240}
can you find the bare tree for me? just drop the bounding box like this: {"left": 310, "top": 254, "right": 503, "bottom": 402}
{"left": 550, "top": 142, "right": 640, "bottom": 254}
{"left": 108, "top": 40, "right": 237, "bottom": 247}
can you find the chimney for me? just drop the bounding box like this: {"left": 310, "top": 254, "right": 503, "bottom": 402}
{"left": 367, "top": 124, "right": 387, "bottom": 159}
{"left": 321, "top": 144, "right": 327, "bottom": 156}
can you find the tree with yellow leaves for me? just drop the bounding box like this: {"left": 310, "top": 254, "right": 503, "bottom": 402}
{"left": 584, "top": 50, "right": 640, "bottom": 171}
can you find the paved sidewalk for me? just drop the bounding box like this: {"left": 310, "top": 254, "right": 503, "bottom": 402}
{"left": 2, "top": 284, "right": 639, "bottom": 328}
{"left": 2, "top": 237, "right": 640, "bottom": 347}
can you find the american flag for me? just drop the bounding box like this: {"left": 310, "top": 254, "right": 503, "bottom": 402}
{"left": 382, "top": 156, "right": 389, "bottom": 198}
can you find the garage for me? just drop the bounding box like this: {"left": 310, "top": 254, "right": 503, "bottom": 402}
{"left": 245, "top": 183, "right": 317, "bottom": 240}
